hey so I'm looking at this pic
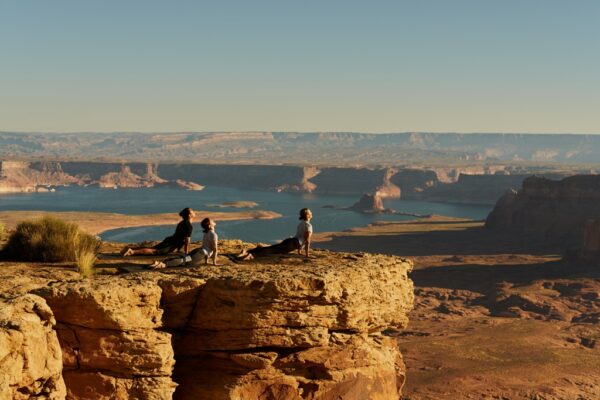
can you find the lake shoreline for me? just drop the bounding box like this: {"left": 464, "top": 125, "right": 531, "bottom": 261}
{"left": 0, "top": 210, "right": 282, "bottom": 236}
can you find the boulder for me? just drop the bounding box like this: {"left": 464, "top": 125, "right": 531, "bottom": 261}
{"left": 0, "top": 294, "right": 66, "bottom": 400}
{"left": 35, "top": 279, "right": 177, "bottom": 400}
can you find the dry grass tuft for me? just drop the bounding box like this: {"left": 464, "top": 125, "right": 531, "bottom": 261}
{"left": 0, "top": 215, "right": 100, "bottom": 262}
{"left": 75, "top": 249, "right": 97, "bottom": 278}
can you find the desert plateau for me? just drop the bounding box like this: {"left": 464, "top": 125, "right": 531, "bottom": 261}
{"left": 2, "top": 159, "right": 600, "bottom": 399}
{"left": 2, "top": 2, "right": 600, "bottom": 397}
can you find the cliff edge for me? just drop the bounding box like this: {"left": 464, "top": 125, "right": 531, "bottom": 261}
{"left": 0, "top": 244, "right": 414, "bottom": 399}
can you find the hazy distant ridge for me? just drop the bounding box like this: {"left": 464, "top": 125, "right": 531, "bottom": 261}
{"left": 2, "top": 132, "right": 600, "bottom": 165}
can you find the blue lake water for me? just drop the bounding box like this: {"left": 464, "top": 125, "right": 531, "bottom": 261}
{"left": 0, "top": 186, "right": 492, "bottom": 244}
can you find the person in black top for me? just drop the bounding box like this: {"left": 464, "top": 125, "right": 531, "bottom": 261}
{"left": 121, "top": 208, "right": 194, "bottom": 256}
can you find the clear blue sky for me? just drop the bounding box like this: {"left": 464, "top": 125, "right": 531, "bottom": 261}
{"left": 1, "top": 1, "right": 599, "bottom": 133}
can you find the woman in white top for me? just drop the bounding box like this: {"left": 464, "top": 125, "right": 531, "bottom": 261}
{"left": 236, "top": 208, "right": 313, "bottom": 260}
{"left": 150, "top": 217, "right": 218, "bottom": 268}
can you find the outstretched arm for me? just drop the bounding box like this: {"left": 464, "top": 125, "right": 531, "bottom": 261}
{"left": 212, "top": 243, "right": 219, "bottom": 265}
{"left": 304, "top": 231, "right": 312, "bottom": 257}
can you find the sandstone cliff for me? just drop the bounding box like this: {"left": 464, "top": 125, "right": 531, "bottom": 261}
{"left": 0, "top": 244, "right": 414, "bottom": 399}
{"left": 485, "top": 175, "right": 600, "bottom": 246}
{"left": 0, "top": 294, "right": 66, "bottom": 399}
{"left": 310, "top": 167, "right": 400, "bottom": 198}
{"left": 2, "top": 159, "right": 573, "bottom": 204}
{"left": 0, "top": 161, "right": 79, "bottom": 193}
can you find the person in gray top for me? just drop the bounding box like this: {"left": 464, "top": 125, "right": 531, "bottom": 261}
{"left": 150, "top": 217, "right": 219, "bottom": 268}
{"left": 236, "top": 208, "right": 313, "bottom": 260}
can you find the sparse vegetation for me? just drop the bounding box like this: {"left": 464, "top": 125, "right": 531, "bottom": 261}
{"left": 0, "top": 216, "right": 100, "bottom": 262}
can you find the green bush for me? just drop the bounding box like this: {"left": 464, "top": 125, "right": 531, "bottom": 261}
{"left": 1, "top": 216, "right": 100, "bottom": 262}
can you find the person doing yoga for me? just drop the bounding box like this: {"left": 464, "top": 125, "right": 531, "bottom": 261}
{"left": 121, "top": 208, "right": 194, "bottom": 256}
{"left": 150, "top": 217, "right": 219, "bottom": 269}
{"left": 236, "top": 208, "right": 313, "bottom": 260}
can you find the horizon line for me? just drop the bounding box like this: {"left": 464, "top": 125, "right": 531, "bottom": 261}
{"left": 1, "top": 130, "right": 600, "bottom": 136}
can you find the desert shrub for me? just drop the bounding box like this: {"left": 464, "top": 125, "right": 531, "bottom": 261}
{"left": 1, "top": 216, "right": 100, "bottom": 262}
{"left": 75, "top": 249, "right": 97, "bottom": 278}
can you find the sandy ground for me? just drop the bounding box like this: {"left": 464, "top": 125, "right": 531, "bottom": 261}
{"left": 0, "top": 210, "right": 281, "bottom": 236}
{"left": 316, "top": 216, "right": 600, "bottom": 399}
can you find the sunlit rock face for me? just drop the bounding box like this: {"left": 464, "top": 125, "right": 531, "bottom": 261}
{"left": 1, "top": 245, "right": 414, "bottom": 399}
{"left": 0, "top": 294, "right": 66, "bottom": 400}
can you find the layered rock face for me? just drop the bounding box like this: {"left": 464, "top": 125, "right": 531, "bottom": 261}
{"left": 0, "top": 159, "right": 578, "bottom": 204}
{"left": 0, "top": 295, "right": 66, "bottom": 399}
{"left": 0, "top": 161, "right": 78, "bottom": 193}
{"left": 1, "top": 248, "right": 414, "bottom": 399}
{"left": 310, "top": 167, "right": 400, "bottom": 198}
{"left": 35, "top": 279, "right": 177, "bottom": 399}
{"left": 485, "top": 175, "right": 600, "bottom": 246}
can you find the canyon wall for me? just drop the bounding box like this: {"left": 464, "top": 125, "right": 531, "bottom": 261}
{"left": 157, "top": 164, "right": 306, "bottom": 191}
{"left": 485, "top": 175, "right": 600, "bottom": 246}
{"left": 0, "top": 159, "right": 577, "bottom": 205}
{"left": 1, "top": 247, "right": 414, "bottom": 399}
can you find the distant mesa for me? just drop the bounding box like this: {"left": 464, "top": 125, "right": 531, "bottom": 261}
{"left": 5, "top": 131, "right": 600, "bottom": 164}
{"left": 486, "top": 175, "right": 600, "bottom": 247}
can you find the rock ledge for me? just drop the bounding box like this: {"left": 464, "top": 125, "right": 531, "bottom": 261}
{"left": 1, "top": 246, "right": 414, "bottom": 399}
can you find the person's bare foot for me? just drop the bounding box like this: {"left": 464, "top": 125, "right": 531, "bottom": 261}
{"left": 149, "top": 261, "right": 166, "bottom": 269}
{"left": 122, "top": 248, "right": 134, "bottom": 257}
{"left": 120, "top": 247, "right": 131, "bottom": 256}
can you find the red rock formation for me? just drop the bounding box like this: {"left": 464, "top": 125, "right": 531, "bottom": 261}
{"left": 0, "top": 161, "right": 79, "bottom": 193}
{"left": 349, "top": 193, "right": 385, "bottom": 213}
{"left": 37, "top": 279, "right": 177, "bottom": 399}
{"left": 275, "top": 166, "right": 320, "bottom": 193}
{"left": 485, "top": 175, "right": 600, "bottom": 246}
{"left": 375, "top": 168, "right": 401, "bottom": 199}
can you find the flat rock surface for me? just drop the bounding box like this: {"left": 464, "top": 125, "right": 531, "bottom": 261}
{"left": 0, "top": 239, "right": 414, "bottom": 400}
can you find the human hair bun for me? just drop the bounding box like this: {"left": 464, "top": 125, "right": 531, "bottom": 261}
{"left": 179, "top": 207, "right": 193, "bottom": 219}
